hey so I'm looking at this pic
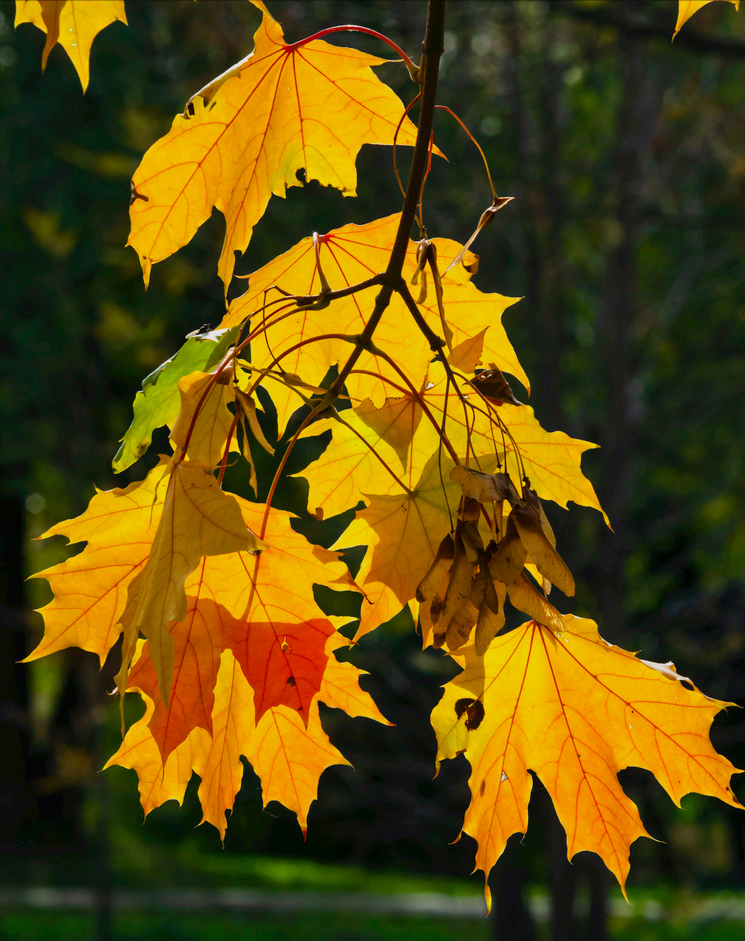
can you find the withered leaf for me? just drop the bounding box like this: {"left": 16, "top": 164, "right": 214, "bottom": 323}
{"left": 470, "top": 367, "right": 521, "bottom": 406}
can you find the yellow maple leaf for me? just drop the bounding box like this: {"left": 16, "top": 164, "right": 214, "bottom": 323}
{"left": 223, "top": 214, "right": 525, "bottom": 434}
{"left": 170, "top": 367, "right": 239, "bottom": 468}
{"left": 414, "top": 361, "right": 607, "bottom": 521}
{"left": 301, "top": 357, "right": 605, "bottom": 527}
{"left": 127, "top": 2, "right": 418, "bottom": 290}
{"left": 674, "top": 0, "right": 740, "bottom": 38}
{"left": 297, "top": 389, "right": 444, "bottom": 521}
{"left": 340, "top": 451, "right": 462, "bottom": 641}
{"left": 27, "top": 459, "right": 169, "bottom": 664}
{"left": 15, "top": 0, "right": 127, "bottom": 92}
{"left": 431, "top": 614, "right": 742, "bottom": 907}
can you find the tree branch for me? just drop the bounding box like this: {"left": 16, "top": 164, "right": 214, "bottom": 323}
{"left": 321, "top": 0, "right": 446, "bottom": 407}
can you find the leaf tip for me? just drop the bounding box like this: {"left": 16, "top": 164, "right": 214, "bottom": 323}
{"left": 141, "top": 257, "right": 152, "bottom": 290}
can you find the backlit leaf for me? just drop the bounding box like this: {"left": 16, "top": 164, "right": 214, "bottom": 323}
{"left": 127, "top": 1, "right": 418, "bottom": 289}
{"left": 431, "top": 614, "right": 742, "bottom": 907}
{"left": 674, "top": 0, "right": 740, "bottom": 38}
{"left": 221, "top": 214, "right": 525, "bottom": 434}
{"left": 15, "top": 0, "right": 127, "bottom": 91}
{"left": 340, "top": 451, "right": 461, "bottom": 641}
{"left": 27, "top": 459, "right": 169, "bottom": 665}
{"left": 113, "top": 327, "right": 238, "bottom": 474}
{"left": 107, "top": 635, "right": 389, "bottom": 837}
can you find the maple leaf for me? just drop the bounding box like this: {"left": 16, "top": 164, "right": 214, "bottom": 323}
{"left": 14, "top": 0, "right": 127, "bottom": 91}
{"left": 107, "top": 634, "right": 389, "bottom": 836}
{"left": 296, "top": 389, "right": 445, "bottom": 521}
{"left": 339, "top": 451, "right": 462, "bottom": 641}
{"left": 431, "top": 614, "right": 742, "bottom": 907}
{"left": 113, "top": 326, "right": 238, "bottom": 474}
{"left": 118, "top": 461, "right": 263, "bottom": 706}
{"left": 406, "top": 360, "right": 607, "bottom": 521}
{"left": 674, "top": 0, "right": 740, "bottom": 37}
{"left": 125, "top": 497, "right": 354, "bottom": 760}
{"left": 27, "top": 459, "right": 170, "bottom": 665}
{"left": 127, "top": 1, "right": 419, "bottom": 290}
{"left": 223, "top": 214, "right": 525, "bottom": 435}
{"left": 299, "top": 355, "right": 604, "bottom": 529}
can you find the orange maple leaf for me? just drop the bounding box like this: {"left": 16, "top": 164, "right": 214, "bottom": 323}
{"left": 130, "top": 493, "right": 354, "bottom": 758}
{"left": 431, "top": 614, "right": 742, "bottom": 907}
{"left": 117, "top": 460, "right": 263, "bottom": 706}
{"left": 14, "top": 0, "right": 127, "bottom": 91}
{"left": 107, "top": 635, "right": 389, "bottom": 836}
{"left": 127, "top": 1, "right": 419, "bottom": 290}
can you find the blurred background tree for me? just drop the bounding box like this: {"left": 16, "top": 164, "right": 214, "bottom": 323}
{"left": 2, "top": 1, "right": 745, "bottom": 939}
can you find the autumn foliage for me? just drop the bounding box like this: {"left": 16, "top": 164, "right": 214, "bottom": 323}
{"left": 19, "top": 0, "right": 742, "bottom": 905}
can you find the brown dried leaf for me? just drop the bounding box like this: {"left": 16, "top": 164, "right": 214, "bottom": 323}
{"left": 470, "top": 367, "right": 521, "bottom": 406}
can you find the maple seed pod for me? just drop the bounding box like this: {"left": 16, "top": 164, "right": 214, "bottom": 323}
{"left": 416, "top": 533, "right": 455, "bottom": 603}
{"left": 474, "top": 568, "right": 506, "bottom": 656}
{"left": 447, "top": 601, "right": 480, "bottom": 651}
{"left": 511, "top": 491, "right": 575, "bottom": 597}
{"left": 489, "top": 515, "right": 527, "bottom": 586}
{"left": 470, "top": 367, "right": 521, "bottom": 406}
{"left": 435, "top": 521, "right": 481, "bottom": 644}
{"left": 438, "top": 542, "right": 475, "bottom": 631}
{"left": 459, "top": 496, "right": 482, "bottom": 522}
{"left": 460, "top": 519, "right": 484, "bottom": 564}
{"left": 507, "top": 573, "right": 564, "bottom": 633}
{"left": 450, "top": 466, "right": 521, "bottom": 505}
{"left": 475, "top": 596, "right": 505, "bottom": 656}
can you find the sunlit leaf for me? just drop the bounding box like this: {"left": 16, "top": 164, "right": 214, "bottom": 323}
{"left": 113, "top": 327, "right": 238, "bottom": 474}
{"left": 674, "top": 0, "right": 740, "bottom": 38}
{"left": 15, "top": 0, "right": 127, "bottom": 91}
{"left": 221, "top": 214, "right": 526, "bottom": 433}
{"left": 431, "top": 614, "right": 742, "bottom": 907}
{"left": 127, "top": 1, "right": 418, "bottom": 289}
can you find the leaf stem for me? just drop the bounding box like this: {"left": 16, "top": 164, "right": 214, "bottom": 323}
{"left": 289, "top": 25, "right": 418, "bottom": 77}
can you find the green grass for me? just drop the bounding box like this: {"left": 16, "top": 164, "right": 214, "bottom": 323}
{"left": 0, "top": 912, "right": 490, "bottom": 941}
{"left": 5, "top": 910, "right": 745, "bottom": 941}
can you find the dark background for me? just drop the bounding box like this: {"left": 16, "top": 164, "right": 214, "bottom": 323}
{"left": 2, "top": 1, "right": 745, "bottom": 938}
